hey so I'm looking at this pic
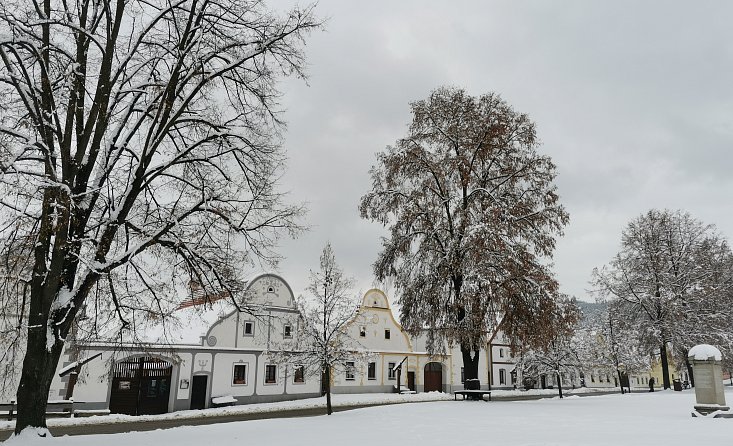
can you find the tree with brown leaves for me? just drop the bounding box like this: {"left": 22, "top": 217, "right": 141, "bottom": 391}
{"left": 360, "top": 87, "right": 571, "bottom": 386}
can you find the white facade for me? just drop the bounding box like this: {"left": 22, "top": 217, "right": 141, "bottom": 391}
{"left": 59, "top": 274, "right": 320, "bottom": 414}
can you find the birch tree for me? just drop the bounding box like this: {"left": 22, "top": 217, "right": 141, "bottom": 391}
{"left": 593, "top": 209, "right": 733, "bottom": 389}
{"left": 360, "top": 87, "right": 570, "bottom": 384}
{"left": 0, "top": 0, "right": 318, "bottom": 434}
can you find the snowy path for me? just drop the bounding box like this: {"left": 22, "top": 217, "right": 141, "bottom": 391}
{"left": 6, "top": 389, "right": 733, "bottom": 445}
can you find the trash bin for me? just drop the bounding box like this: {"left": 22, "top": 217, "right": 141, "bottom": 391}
{"left": 673, "top": 379, "right": 682, "bottom": 391}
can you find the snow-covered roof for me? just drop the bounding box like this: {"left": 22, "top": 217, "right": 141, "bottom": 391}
{"left": 688, "top": 344, "right": 723, "bottom": 361}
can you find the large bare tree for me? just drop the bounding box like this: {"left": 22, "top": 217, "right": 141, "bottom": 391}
{"left": 0, "top": 0, "right": 318, "bottom": 434}
{"left": 360, "top": 87, "right": 570, "bottom": 385}
{"left": 593, "top": 209, "right": 733, "bottom": 389}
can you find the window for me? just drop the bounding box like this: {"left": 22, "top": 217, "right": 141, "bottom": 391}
{"left": 345, "top": 361, "right": 355, "bottom": 380}
{"left": 294, "top": 365, "right": 305, "bottom": 384}
{"left": 388, "top": 362, "right": 396, "bottom": 380}
{"left": 243, "top": 321, "right": 254, "bottom": 336}
{"left": 360, "top": 326, "right": 366, "bottom": 337}
{"left": 461, "top": 367, "right": 465, "bottom": 384}
{"left": 232, "top": 364, "right": 247, "bottom": 385}
{"left": 368, "top": 362, "right": 376, "bottom": 380}
{"left": 499, "top": 348, "right": 504, "bottom": 358}
{"left": 284, "top": 324, "right": 292, "bottom": 338}
{"left": 265, "top": 364, "right": 277, "bottom": 384}
{"left": 384, "top": 329, "right": 391, "bottom": 339}
{"left": 499, "top": 369, "right": 506, "bottom": 385}
{"left": 591, "top": 374, "right": 595, "bottom": 383}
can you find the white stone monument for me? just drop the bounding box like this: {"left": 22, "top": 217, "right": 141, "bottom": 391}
{"left": 688, "top": 344, "right": 731, "bottom": 418}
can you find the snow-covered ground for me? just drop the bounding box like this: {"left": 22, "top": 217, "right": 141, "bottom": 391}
{"left": 6, "top": 389, "right": 733, "bottom": 445}
{"left": 0, "top": 387, "right": 629, "bottom": 431}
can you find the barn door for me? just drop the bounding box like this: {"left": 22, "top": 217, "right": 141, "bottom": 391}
{"left": 424, "top": 362, "right": 443, "bottom": 392}
{"left": 109, "top": 356, "right": 172, "bottom": 416}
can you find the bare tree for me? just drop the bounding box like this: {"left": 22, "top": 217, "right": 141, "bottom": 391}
{"left": 360, "top": 87, "right": 570, "bottom": 385}
{"left": 593, "top": 209, "right": 733, "bottom": 390}
{"left": 516, "top": 297, "right": 580, "bottom": 398}
{"left": 282, "top": 243, "right": 363, "bottom": 415}
{"left": 0, "top": 0, "right": 319, "bottom": 434}
{"left": 574, "top": 305, "right": 649, "bottom": 394}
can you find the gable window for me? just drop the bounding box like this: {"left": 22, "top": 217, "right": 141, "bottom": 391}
{"left": 499, "top": 369, "right": 506, "bottom": 385}
{"left": 367, "top": 362, "right": 376, "bottom": 380}
{"left": 265, "top": 364, "right": 277, "bottom": 384}
{"left": 243, "top": 321, "right": 254, "bottom": 336}
{"left": 232, "top": 364, "right": 247, "bottom": 385}
{"left": 387, "top": 362, "right": 396, "bottom": 380}
{"left": 345, "top": 361, "right": 355, "bottom": 380}
{"left": 284, "top": 324, "right": 292, "bottom": 338}
{"left": 360, "top": 326, "right": 366, "bottom": 337}
{"left": 499, "top": 348, "right": 504, "bottom": 358}
{"left": 384, "top": 329, "right": 391, "bottom": 340}
{"left": 294, "top": 365, "right": 305, "bottom": 384}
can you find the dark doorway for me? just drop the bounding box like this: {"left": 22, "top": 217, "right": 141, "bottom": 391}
{"left": 407, "top": 371, "right": 416, "bottom": 392}
{"left": 190, "top": 375, "right": 208, "bottom": 410}
{"left": 109, "top": 356, "right": 172, "bottom": 416}
{"left": 424, "top": 362, "right": 443, "bottom": 392}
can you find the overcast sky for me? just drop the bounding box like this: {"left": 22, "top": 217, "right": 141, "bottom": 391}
{"left": 269, "top": 1, "right": 733, "bottom": 303}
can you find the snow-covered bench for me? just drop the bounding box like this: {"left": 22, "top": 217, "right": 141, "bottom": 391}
{"left": 393, "top": 385, "right": 416, "bottom": 394}
{"left": 453, "top": 390, "right": 491, "bottom": 401}
{"left": 0, "top": 400, "right": 75, "bottom": 421}
{"left": 211, "top": 395, "right": 237, "bottom": 408}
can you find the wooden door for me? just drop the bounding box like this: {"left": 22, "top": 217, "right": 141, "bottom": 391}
{"left": 424, "top": 362, "right": 443, "bottom": 392}
{"left": 407, "top": 371, "right": 416, "bottom": 391}
{"left": 190, "top": 375, "right": 208, "bottom": 410}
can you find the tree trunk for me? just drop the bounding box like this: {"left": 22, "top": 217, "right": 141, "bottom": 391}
{"left": 325, "top": 364, "right": 332, "bottom": 415}
{"left": 557, "top": 372, "right": 563, "bottom": 399}
{"left": 617, "top": 370, "right": 625, "bottom": 395}
{"left": 686, "top": 358, "right": 694, "bottom": 388}
{"left": 14, "top": 325, "right": 65, "bottom": 434}
{"left": 659, "top": 343, "right": 671, "bottom": 389}
{"left": 460, "top": 344, "right": 480, "bottom": 383}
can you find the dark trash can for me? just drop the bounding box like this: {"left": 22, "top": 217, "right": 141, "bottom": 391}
{"left": 673, "top": 379, "right": 682, "bottom": 391}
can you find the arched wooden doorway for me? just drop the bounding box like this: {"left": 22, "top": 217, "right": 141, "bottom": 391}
{"left": 424, "top": 362, "right": 443, "bottom": 392}
{"left": 109, "top": 356, "right": 173, "bottom": 415}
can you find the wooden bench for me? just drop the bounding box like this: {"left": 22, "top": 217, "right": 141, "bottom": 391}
{"left": 0, "top": 400, "right": 75, "bottom": 421}
{"left": 454, "top": 390, "right": 491, "bottom": 401}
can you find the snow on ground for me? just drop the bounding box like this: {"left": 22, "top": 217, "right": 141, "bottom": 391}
{"left": 0, "top": 387, "right": 631, "bottom": 431}
{"left": 6, "top": 389, "right": 733, "bottom": 445}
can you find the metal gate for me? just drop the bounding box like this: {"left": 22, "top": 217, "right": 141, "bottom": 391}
{"left": 424, "top": 362, "right": 443, "bottom": 392}
{"left": 109, "top": 356, "right": 173, "bottom": 415}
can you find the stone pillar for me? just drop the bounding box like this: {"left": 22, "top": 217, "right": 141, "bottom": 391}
{"left": 688, "top": 344, "right": 731, "bottom": 418}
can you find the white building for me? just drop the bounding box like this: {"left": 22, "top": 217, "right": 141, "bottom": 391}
{"left": 53, "top": 273, "right": 320, "bottom": 414}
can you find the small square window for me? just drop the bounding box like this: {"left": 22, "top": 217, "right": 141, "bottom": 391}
{"left": 360, "top": 326, "right": 366, "bottom": 337}
{"left": 368, "top": 362, "right": 376, "bottom": 380}
{"left": 243, "top": 321, "right": 254, "bottom": 336}
{"left": 388, "top": 362, "right": 396, "bottom": 380}
{"left": 345, "top": 361, "right": 355, "bottom": 380}
{"left": 384, "top": 329, "right": 390, "bottom": 340}
{"left": 265, "top": 364, "right": 277, "bottom": 384}
{"left": 284, "top": 324, "right": 292, "bottom": 338}
{"left": 294, "top": 365, "right": 305, "bottom": 384}
{"left": 233, "top": 364, "right": 247, "bottom": 385}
